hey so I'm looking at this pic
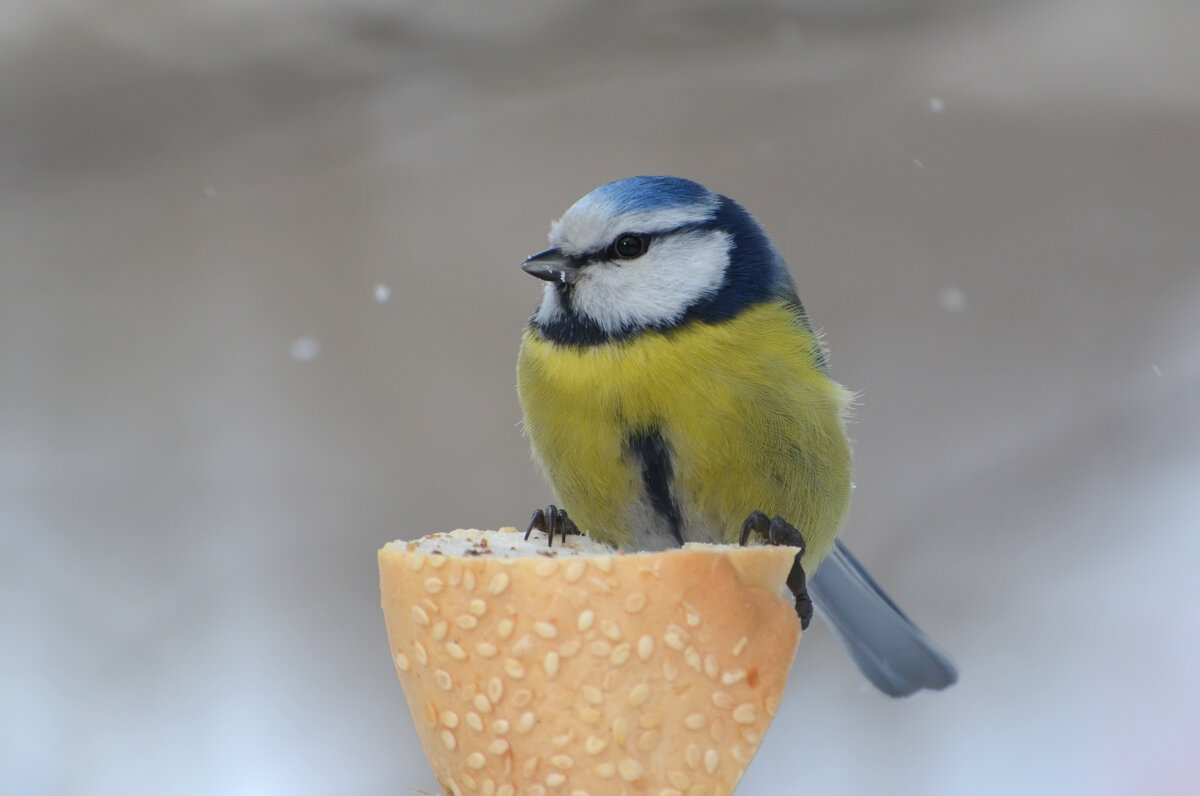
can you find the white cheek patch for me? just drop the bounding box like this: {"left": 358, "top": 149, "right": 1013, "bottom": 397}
{"left": 572, "top": 230, "right": 732, "bottom": 334}
{"left": 533, "top": 283, "right": 565, "bottom": 328}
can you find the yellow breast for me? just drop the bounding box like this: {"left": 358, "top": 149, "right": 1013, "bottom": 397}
{"left": 517, "top": 301, "right": 853, "bottom": 566}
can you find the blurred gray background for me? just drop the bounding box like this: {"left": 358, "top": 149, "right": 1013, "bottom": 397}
{"left": 4, "top": 1, "right": 1199, "bottom": 794}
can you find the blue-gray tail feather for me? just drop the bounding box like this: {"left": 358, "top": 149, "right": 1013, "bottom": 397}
{"left": 809, "top": 540, "right": 959, "bottom": 697}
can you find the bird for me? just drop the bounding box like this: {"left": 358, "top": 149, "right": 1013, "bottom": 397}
{"left": 515, "top": 175, "right": 958, "bottom": 697}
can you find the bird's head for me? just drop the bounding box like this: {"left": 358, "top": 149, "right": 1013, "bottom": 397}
{"left": 523, "top": 176, "right": 795, "bottom": 345}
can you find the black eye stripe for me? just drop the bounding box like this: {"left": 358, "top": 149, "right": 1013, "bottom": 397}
{"left": 575, "top": 221, "right": 715, "bottom": 265}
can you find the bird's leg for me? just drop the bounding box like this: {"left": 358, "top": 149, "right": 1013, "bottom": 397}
{"left": 524, "top": 504, "right": 581, "bottom": 547}
{"left": 739, "top": 511, "right": 813, "bottom": 630}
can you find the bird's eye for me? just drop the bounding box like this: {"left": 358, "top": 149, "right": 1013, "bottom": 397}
{"left": 612, "top": 233, "right": 649, "bottom": 260}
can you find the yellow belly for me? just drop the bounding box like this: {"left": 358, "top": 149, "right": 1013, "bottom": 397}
{"left": 516, "top": 301, "right": 853, "bottom": 567}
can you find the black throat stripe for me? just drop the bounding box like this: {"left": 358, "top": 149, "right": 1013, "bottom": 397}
{"left": 626, "top": 428, "right": 685, "bottom": 546}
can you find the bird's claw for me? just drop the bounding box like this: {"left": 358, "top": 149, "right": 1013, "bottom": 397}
{"left": 739, "top": 511, "right": 813, "bottom": 630}
{"left": 524, "top": 505, "right": 580, "bottom": 547}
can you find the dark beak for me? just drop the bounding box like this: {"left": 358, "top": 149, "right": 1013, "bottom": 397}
{"left": 521, "top": 248, "right": 580, "bottom": 284}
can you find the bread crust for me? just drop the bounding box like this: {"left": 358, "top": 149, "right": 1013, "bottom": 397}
{"left": 380, "top": 529, "right": 802, "bottom": 796}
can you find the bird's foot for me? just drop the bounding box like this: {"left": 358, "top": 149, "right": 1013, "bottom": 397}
{"left": 524, "top": 504, "right": 580, "bottom": 547}
{"left": 739, "top": 511, "right": 813, "bottom": 630}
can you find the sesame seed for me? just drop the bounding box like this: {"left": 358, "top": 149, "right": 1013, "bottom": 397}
{"left": 421, "top": 598, "right": 439, "bottom": 614}
{"left": 533, "top": 621, "right": 558, "bottom": 639}
{"left": 469, "top": 598, "right": 487, "bottom": 616}
{"left": 668, "top": 769, "right": 690, "bottom": 789}
{"left": 732, "top": 636, "right": 749, "bottom": 656}
{"left": 475, "top": 642, "right": 498, "bottom": 658}
{"left": 516, "top": 712, "right": 536, "bottom": 733}
{"left": 588, "top": 640, "right": 612, "bottom": 657}
{"left": 510, "top": 634, "right": 535, "bottom": 657}
{"left": 704, "top": 654, "right": 719, "bottom": 679}
{"left": 599, "top": 619, "right": 622, "bottom": 641}
{"left": 637, "top": 729, "right": 660, "bottom": 752}
{"left": 683, "top": 713, "right": 706, "bottom": 730}
{"left": 466, "top": 711, "right": 484, "bottom": 732}
{"left": 496, "top": 618, "right": 515, "bottom": 640}
{"left": 610, "top": 644, "right": 631, "bottom": 666}
{"left": 721, "top": 668, "right": 747, "bottom": 685}
{"left": 461, "top": 774, "right": 477, "bottom": 792}
{"left": 466, "top": 752, "right": 486, "bottom": 770}
{"left": 431, "top": 620, "right": 448, "bottom": 641}
{"left": 732, "top": 745, "right": 751, "bottom": 764}
{"left": 526, "top": 786, "right": 545, "bottom": 796}
{"left": 740, "top": 726, "right": 762, "bottom": 745}
{"left": 564, "top": 561, "right": 586, "bottom": 582}
{"left": 637, "top": 635, "right": 654, "bottom": 661}
{"left": 712, "top": 691, "right": 733, "bottom": 710}
{"left": 463, "top": 570, "right": 476, "bottom": 592}
{"left": 581, "top": 686, "right": 603, "bottom": 705}
{"left": 491, "top": 718, "right": 510, "bottom": 734}
{"left": 592, "top": 556, "right": 613, "bottom": 574}
{"left": 612, "top": 717, "right": 629, "bottom": 746}
{"left": 393, "top": 652, "right": 410, "bottom": 672}
{"left": 412, "top": 641, "right": 428, "bottom": 666}
{"left": 662, "top": 661, "right": 679, "bottom": 682}
{"left": 522, "top": 757, "right": 539, "bottom": 778}
{"left": 434, "top": 670, "right": 453, "bottom": 690}
{"left": 441, "top": 729, "right": 456, "bottom": 750}
{"left": 488, "top": 677, "right": 504, "bottom": 703}
{"left": 618, "top": 758, "right": 644, "bottom": 782}
{"left": 425, "top": 701, "right": 438, "bottom": 724}
{"left": 638, "top": 712, "right": 663, "bottom": 729}
{"left": 535, "top": 559, "right": 558, "bottom": 577}
{"left": 551, "top": 754, "right": 575, "bottom": 769}
{"left": 488, "top": 573, "right": 510, "bottom": 595}
{"left": 512, "top": 689, "right": 532, "bottom": 708}
{"left": 445, "top": 778, "right": 463, "bottom": 796}
{"left": 503, "top": 659, "right": 525, "bottom": 679}
{"left": 585, "top": 735, "right": 607, "bottom": 755}
{"left": 559, "top": 640, "right": 582, "bottom": 657}
{"left": 545, "top": 773, "right": 566, "bottom": 788}
{"left": 586, "top": 577, "right": 612, "bottom": 594}
{"left": 497, "top": 787, "right": 514, "bottom": 796}
{"left": 446, "top": 642, "right": 467, "bottom": 661}
{"left": 623, "top": 592, "right": 647, "bottom": 613}
{"left": 593, "top": 762, "right": 616, "bottom": 779}
{"left": 686, "top": 613, "right": 701, "bottom": 627}
{"left": 488, "top": 739, "right": 510, "bottom": 756}
{"left": 664, "top": 632, "right": 685, "bottom": 651}
{"left": 411, "top": 606, "right": 431, "bottom": 626}
{"left": 684, "top": 647, "right": 702, "bottom": 672}
{"left": 685, "top": 743, "right": 701, "bottom": 769}
{"left": 406, "top": 556, "right": 423, "bottom": 572}
{"left": 428, "top": 555, "right": 448, "bottom": 569}
{"left": 577, "top": 609, "right": 595, "bottom": 632}
{"left": 440, "top": 711, "right": 459, "bottom": 728}
{"left": 424, "top": 577, "right": 444, "bottom": 594}
{"left": 544, "top": 651, "right": 560, "bottom": 678}
{"left": 767, "top": 693, "right": 782, "bottom": 717}
{"left": 704, "top": 749, "right": 719, "bottom": 774}
{"left": 571, "top": 790, "right": 591, "bottom": 796}
{"left": 627, "top": 683, "right": 650, "bottom": 708}
{"left": 733, "top": 703, "right": 757, "bottom": 724}
{"left": 579, "top": 708, "right": 602, "bottom": 724}
{"left": 456, "top": 615, "right": 478, "bottom": 630}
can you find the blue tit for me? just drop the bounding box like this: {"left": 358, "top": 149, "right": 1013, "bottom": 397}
{"left": 516, "top": 176, "right": 957, "bottom": 697}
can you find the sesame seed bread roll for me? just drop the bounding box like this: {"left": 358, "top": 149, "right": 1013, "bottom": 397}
{"left": 380, "top": 528, "right": 803, "bottom": 796}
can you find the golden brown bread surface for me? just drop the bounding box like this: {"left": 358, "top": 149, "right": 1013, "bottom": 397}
{"left": 380, "top": 529, "right": 802, "bottom": 796}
